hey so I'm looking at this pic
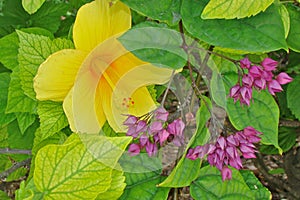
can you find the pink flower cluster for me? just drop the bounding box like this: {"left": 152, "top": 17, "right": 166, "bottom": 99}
{"left": 186, "top": 126, "right": 261, "bottom": 181}
{"left": 124, "top": 107, "right": 185, "bottom": 157}
{"left": 230, "top": 57, "right": 293, "bottom": 106}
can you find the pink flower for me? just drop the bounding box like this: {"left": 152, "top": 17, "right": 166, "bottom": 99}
{"left": 221, "top": 166, "right": 232, "bottom": 181}
{"left": 240, "top": 57, "right": 251, "bottom": 69}
{"left": 242, "top": 74, "right": 254, "bottom": 88}
{"left": 268, "top": 80, "right": 283, "bottom": 95}
{"left": 158, "top": 129, "right": 170, "bottom": 145}
{"left": 253, "top": 78, "right": 266, "bottom": 90}
{"left": 123, "top": 115, "right": 138, "bottom": 126}
{"left": 145, "top": 141, "right": 158, "bottom": 157}
{"left": 239, "top": 86, "right": 252, "bottom": 106}
{"left": 249, "top": 65, "right": 263, "bottom": 78}
{"left": 154, "top": 107, "right": 169, "bottom": 122}
{"left": 276, "top": 72, "right": 293, "bottom": 85}
{"left": 261, "top": 58, "right": 278, "bottom": 71}
{"left": 135, "top": 120, "right": 147, "bottom": 133}
{"left": 229, "top": 84, "right": 241, "bottom": 103}
{"left": 149, "top": 121, "right": 163, "bottom": 134}
{"left": 139, "top": 134, "right": 149, "bottom": 147}
{"left": 128, "top": 143, "right": 141, "bottom": 156}
{"left": 167, "top": 119, "right": 185, "bottom": 136}
{"left": 261, "top": 71, "right": 273, "bottom": 82}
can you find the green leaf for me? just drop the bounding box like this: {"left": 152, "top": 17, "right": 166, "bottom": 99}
{"left": 7, "top": 119, "right": 37, "bottom": 150}
{"left": 37, "top": 101, "right": 68, "bottom": 141}
{"left": 0, "top": 190, "right": 10, "bottom": 200}
{"left": 0, "top": 73, "right": 16, "bottom": 126}
{"left": 159, "top": 97, "right": 211, "bottom": 187}
{"left": 121, "top": 0, "right": 181, "bottom": 25}
{"left": 181, "top": 0, "right": 288, "bottom": 53}
{"left": 223, "top": 73, "right": 281, "bottom": 152}
{"left": 22, "top": 0, "right": 46, "bottom": 14}
{"left": 119, "top": 154, "right": 170, "bottom": 198}
{"left": 17, "top": 31, "right": 74, "bottom": 99}
{"left": 16, "top": 112, "right": 36, "bottom": 135}
{"left": 240, "top": 170, "right": 271, "bottom": 199}
{"left": 287, "top": 75, "right": 300, "bottom": 120}
{"left": 96, "top": 169, "right": 126, "bottom": 200}
{"left": 286, "top": 4, "right": 300, "bottom": 52}
{"left": 190, "top": 166, "right": 255, "bottom": 200}
{"left": 260, "top": 126, "right": 297, "bottom": 154}
{"left": 15, "top": 179, "right": 43, "bottom": 200}
{"left": 201, "top": 0, "right": 274, "bottom": 19}
{"left": 34, "top": 134, "right": 129, "bottom": 199}
{"left": 278, "top": 4, "right": 290, "bottom": 38}
{"left": 0, "top": 32, "right": 19, "bottom": 70}
{"left": 119, "top": 24, "right": 187, "bottom": 70}
{"left": 6, "top": 69, "right": 37, "bottom": 114}
{"left": 6, "top": 166, "right": 28, "bottom": 182}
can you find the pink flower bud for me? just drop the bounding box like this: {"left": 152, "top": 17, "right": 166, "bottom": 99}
{"left": 268, "top": 80, "right": 283, "bottom": 95}
{"left": 128, "top": 143, "right": 141, "bottom": 156}
{"left": 154, "top": 107, "right": 169, "bottom": 121}
{"left": 261, "top": 58, "right": 278, "bottom": 71}
{"left": 276, "top": 72, "right": 293, "bottom": 85}
{"left": 221, "top": 166, "right": 232, "bottom": 181}
{"left": 229, "top": 84, "right": 240, "bottom": 99}
{"left": 123, "top": 115, "right": 138, "bottom": 126}
{"left": 135, "top": 120, "right": 147, "bottom": 133}
{"left": 242, "top": 74, "right": 254, "bottom": 88}
{"left": 167, "top": 119, "right": 185, "bottom": 136}
{"left": 240, "top": 57, "right": 251, "bottom": 69}
{"left": 239, "top": 86, "right": 252, "bottom": 106}
{"left": 149, "top": 121, "right": 163, "bottom": 134}
{"left": 261, "top": 71, "right": 273, "bottom": 82}
{"left": 139, "top": 134, "right": 149, "bottom": 147}
{"left": 253, "top": 78, "right": 266, "bottom": 90}
{"left": 249, "top": 65, "right": 263, "bottom": 78}
{"left": 145, "top": 141, "right": 158, "bottom": 157}
{"left": 158, "top": 129, "right": 169, "bottom": 145}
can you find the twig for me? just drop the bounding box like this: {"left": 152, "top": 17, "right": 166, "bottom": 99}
{"left": 0, "top": 158, "right": 31, "bottom": 180}
{"left": 279, "top": 119, "right": 300, "bottom": 128}
{"left": 0, "top": 148, "right": 32, "bottom": 155}
{"left": 161, "top": 70, "right": 176, "bottom": 106}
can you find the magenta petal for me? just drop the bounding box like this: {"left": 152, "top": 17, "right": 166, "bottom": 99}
{"left": 136, "top": 120, "right": 147, "bottom": 133}
{"left": 253, "top": 78, "right": 266, "bottom": 90}
{"left": 221, "top": 166, "right": 232, "bottom": 181}
{"left": 268, "top": 80, "right": 283, "bottom": 95}
{"left": 249, "top": 65, "right": 263, "bottom": 78}
{"left": 154, "top": 107, "right": 169, "bottom": 121}
{"left": 240, "top": 57, "right": 251, "bottom": 69}
{"left": 261, "top": 58, "right": 278, "bottom": 71}
{"left": 139, "top": 134, "right": 149, "bottom": 147}
{"left": 158, "top": 129, "right": 170, "bottom": 145}
{"left": 243, "top": 152, "right": 256, "bottom": 159}
{"left": 229, "top": 84, "right": 240, "bottom": 98}
{"left": 276, "top": 72, "right": 293, "bottom": 85}
{"left": 242, "top": 74, "right": 254, "bottom": 88}
{"left": 128, "top": 143, "right": 141, "bottom": 156}
{"left": 186, "top": 148, "right": 198, "bottom": 160}
{"left": 217, "top": 136, "right": 226, "bottom": 150}
{"left": 149, "top": 121, "right": 163, "bottom": 134}
{"left": 123, "top": 115, "right": 138, "bottom": 126}
{"left": 145, "top": 142, "right": 158, "bottom": 157}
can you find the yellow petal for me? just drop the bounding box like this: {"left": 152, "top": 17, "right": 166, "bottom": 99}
{"left": 73, "top": 0, "right": 131, "bottom": 52}
{"left": 34, "top": 49, "right": 87, "bottom": 101}
{"left": 63, "top": 88, "right": 76, "bottom": 132}
{"left": 112, "top": 64, "right": 173, "bottom": 132}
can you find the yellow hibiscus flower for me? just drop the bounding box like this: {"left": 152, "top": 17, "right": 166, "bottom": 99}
{"left": 34, "top": 0, "right": 173, "bottom": 133}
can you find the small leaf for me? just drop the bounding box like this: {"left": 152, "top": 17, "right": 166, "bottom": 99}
{"left": 121, "top": 0, "right": 181, "bottom": 25}
{"left": 286, "top": 4, "right": 300, "bottom": 52}
{"left": 34, "top": 134, "right": 129, "bottom": 199}
{"left": 190, "top": 166, "right": 255, "bottom": 199}
{"left": 201, "top": 0, "right": 274, "bottom": 19}
{"left": 22, "top": 0, "right": 46, "bottom": 14}
{"left": 181, "top": 0, "right": 288, "bottom": 52}
{"left": 6, "top": 70, "right": 37, "bottom": 114}
{"left": 17, "top": 31, "right": 74, "bottom": 99}
{"left": 278, "top": 4, "right": 290, "bottom": 38}
{"left": 119, "top": 24, "right": 187, "bottom": 70}
{"left": 0, "top": 190, "right": 10, "bottom": 200}
{"left": 287, "top": 75, "right": 300, "bottom": 120}
{"left": 16, "top": 112, "right": 36, "bottom": 135}
{"left": 0, "top": 32, "right": 19, "bottom": 70}
{"left": 96, "top": 169, "right": 126, "bottom": 200}
{"left": 37, "top": 101, "right": 69, "bottom": 141}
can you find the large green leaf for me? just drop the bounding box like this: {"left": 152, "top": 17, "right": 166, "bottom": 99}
{"left": 37, "top": 101, "right": 68, "bottom": 141}
{"left": 287, "top": 75, "right": 300, "bottom": 120}
{"left": 181, "top": 0, "right": 288, "bottom": 53}
{"left": 121, "top": 0, "right": 181, "bottom": 25}
{"left": 0, "top": 32, "right": 19, "bottom": 70}
{"left": 119, "top": 24, "right": 187, "bottom": 70}
{"left": 286, "top": 4, "right": 300, "bottom": 52}
{"left": 190, "top": 166, "right": 270, "bottom": 199}
{"left": 240, "top": 170, "right": 271, "bottom": 199}
{"left": 96, "top": 169, "right": 126, "bottom": 200}
{"left": 159, "top": 97, "right": 211, "bottom": 187}
{"left": 34, "top": 134, "right": 130, "bottom": 199}
{"left": 22, "top": 0, "right": 46, "bottom": 14}
{"left": 17, "top": 31, "right": 74, "bottom": 99}
{"left": 201, "top": 0, "right": 274, "bottom": 19}
{"left": 223, "top": 73, "right": 280, "bottom": 152}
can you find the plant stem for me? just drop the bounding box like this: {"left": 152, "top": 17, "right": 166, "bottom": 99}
{"left": 0, "top": 158, "right": 31, "bottom": 180}
{"left": 161, "top": 70, "right": 175, "bottom": 107}
{"left": 0, "top": 148, "right": 32, "bottom": 155}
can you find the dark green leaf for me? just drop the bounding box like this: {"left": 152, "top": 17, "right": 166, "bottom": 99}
{"left": 16, "top": 112, "right": 36, "bottom": 135}
{"left": 121, "top": 0, "right": 181, "bottom": 25}
{"left": 181, "top": 0, "right": 288, "bottom": 52}
{"left": 286, "top": 4, "right": 300, "bottom": 52}
{"left": 119, "top": 23, "right": 187, "bottom": 70}
{"left": 287, "top": 75, "right": 300, "bottom": 120}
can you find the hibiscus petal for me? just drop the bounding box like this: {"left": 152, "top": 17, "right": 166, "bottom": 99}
{"left": 34, "top": 49, "right": 87, "bottom": 101}
{"left": 73, "top": 0, "right": 131, "bottom": 52}
{"left": 63, "top": 88, "right": 76, "bottom": 132}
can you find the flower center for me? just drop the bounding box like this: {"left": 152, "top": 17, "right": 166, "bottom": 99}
{"left": 122, "top": 97, "right": 135, "bottom": 108}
